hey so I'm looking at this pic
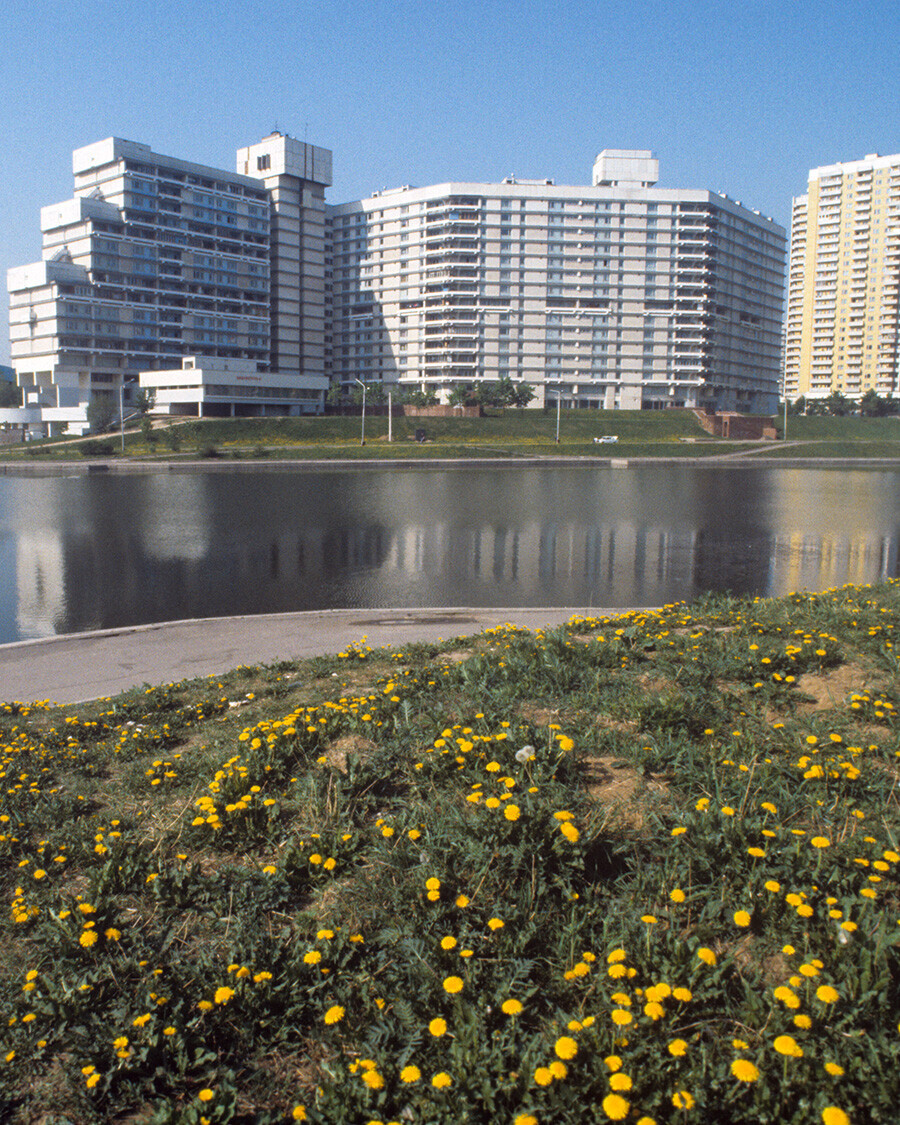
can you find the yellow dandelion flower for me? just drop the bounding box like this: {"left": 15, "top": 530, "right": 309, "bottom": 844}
{"left": 697, "top": 947, "right": 716, "bottom": 965}
{"left": 816, "top": 985, "right": 839, "bottom": 1004}
{"left": 534, "top": 1067, "right": 553, "bottom": 1086}
{"left": 668, "top": 1039, "right": 688, "bottom": 1057}
{"left": 324, "top": 1005, "right": 345, "bottom": 1024}
{"left": 198, "top": 1089, "right": 214, "bottom": 1103}
{"left": 773, "top": 1035, "right": 803, "bottom": 1058}
{"left": 501, "top": 999, "right": 524, "bottom": 1015}
{"left": 602, "top": 1094, "right": 630, "bottom": 1119}
{"left": 821, "top": 1110, "right": 850, "bottom": 1125}
{"left": 443, "top": 975, "right": 463, "bottom": 994}
{"left": 428, "top": 1017, "right": 447, "bottom": 1036}
{"left": 733, "top": 910, "right": 751, "bottom": 928}
{"left": 554, "top": 1036, "right": 577, "bottom": 1060}
{"left": 731, "top": 1059, "right": 759, "bottom": 1082}
{"left": 400, "top": 1065, "right": 420, "bottom": 1083}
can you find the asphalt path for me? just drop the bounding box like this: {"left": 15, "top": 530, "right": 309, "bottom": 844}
{"left": 0, "top": 606, "right": 634, "bottom": 706}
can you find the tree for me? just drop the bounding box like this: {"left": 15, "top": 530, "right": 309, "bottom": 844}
{"left": 448, "top": 384, "right": 474, "bottom": 407}
{"left": 86, "top": 394, "right": 118, "bottom": 434}
{"left": 824, "top": 391, "right": 851, "bottom": 417}
{"left": 510, "top": 382, "right": 535, "bottom": 408}
{"left": 134, "top": 387, "right": 156, "bottom": 415}
{"left": 350, "top": 381, "right": 386, "bottom": 405}
{"left": 785, "top": 395, "right": 806, "bottom": 416}
{"left": 858, "top": 389, "right": 900, "bottom": 417}
{"left": 401, "top": 387, "right": 439, "bottom": 407}
{"left": 0, "top": 381, "right": 21, "bottom": 408}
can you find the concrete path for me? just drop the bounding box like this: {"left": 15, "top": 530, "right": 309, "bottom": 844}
{"left": 0, "top": 606, "right": 633, "bottom": 706}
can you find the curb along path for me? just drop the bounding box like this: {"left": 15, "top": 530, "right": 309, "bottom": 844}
{"left": 0, "top": 605, "right": 638, "bottom": 706}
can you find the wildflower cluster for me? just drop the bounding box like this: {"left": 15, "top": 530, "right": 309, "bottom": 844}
{"left": 0, "top": 581, "right": 898, "bottom": 1123}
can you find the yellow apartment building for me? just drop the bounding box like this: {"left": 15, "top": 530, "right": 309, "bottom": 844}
{"left": 784, "top": 153, "right": 900, "bottom": 404}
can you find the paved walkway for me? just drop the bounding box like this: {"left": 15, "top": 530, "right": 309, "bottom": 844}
{"left": 0, "top": 606, "right": 632, "bottom": 705}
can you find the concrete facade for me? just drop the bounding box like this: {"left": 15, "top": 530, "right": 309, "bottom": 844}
{"left": 7, "top": 135, "right": 329, "bottom": 434}
{"left": 8, "top": 141, "right": 786, "bottom": 429}
{"left": 140, "top": 355, "right": 327, "bottom": 416}
{"left": 326, "top": 151, "right": 786, "bottom": 413}
{"left": 784, "top": 153, "right": 900, "bottom": 403}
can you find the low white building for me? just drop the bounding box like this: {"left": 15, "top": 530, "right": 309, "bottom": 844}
{"left": 140, "top": 356, "right": 325, "bottom": 416}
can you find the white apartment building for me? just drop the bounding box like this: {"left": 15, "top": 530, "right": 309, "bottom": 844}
{"left": 326, "top": 151, "right": 786, "bottom": 412}
{"left": 7, "top": 134, "right": 331, "bottom": 433}
{"left": 784, "top": 153, "right": 900, "bottom": 403}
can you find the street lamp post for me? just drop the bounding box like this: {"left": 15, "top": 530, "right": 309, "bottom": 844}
{"left": 355, "top": 379, "right": 367, "bottom": 446}
{"left": 119, "top": 379, "right": 126, "bottom": 455}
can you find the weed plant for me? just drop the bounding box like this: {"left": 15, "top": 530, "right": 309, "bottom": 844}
{"left": 1, "top": 583, "right": 898, "bottom": 1123}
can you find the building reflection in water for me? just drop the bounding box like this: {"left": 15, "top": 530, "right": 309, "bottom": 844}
{"left": 1, "top": 465, "right": 898, "bottom": 643}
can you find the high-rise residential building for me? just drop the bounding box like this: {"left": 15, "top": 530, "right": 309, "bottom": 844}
{"left": 784, "top": 153, "right": 900, "bottom": 404}
{"left": 7, "top": 134, "right": 330, "bottom": 432}
{"left": 326, "top": 150, "right": 786, "bottom": 412}
{"left": 7, "top": 140, "right": 786, "bottom": 433}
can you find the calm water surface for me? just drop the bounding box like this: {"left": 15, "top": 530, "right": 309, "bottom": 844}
{"left": 0, "top": 464, "right": 898, "bottom": 644}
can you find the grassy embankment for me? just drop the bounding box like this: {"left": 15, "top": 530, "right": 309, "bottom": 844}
{"left": 5, "top": 411, "right": 899, "bottom": 464}
{"left": 2, "top": 581, "right": 899, "bottom": 1123}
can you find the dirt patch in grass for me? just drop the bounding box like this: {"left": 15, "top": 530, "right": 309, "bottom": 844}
{"left": 595, "top": 714, "right": 639, "bottom": 734}
{"left": 794, "top": 661, "right": 879, "bottom": 713}
{"left": 516, "top": 703, "right": 562, "bottom": 727}
{"left": 582, "top": 755, "right": 669, "bottom": 829}
{"left": 437, "top": 648, "right": 475, "bottom": 665}
{"left": 324, "top": 733, "right": 378, "bottom": 772}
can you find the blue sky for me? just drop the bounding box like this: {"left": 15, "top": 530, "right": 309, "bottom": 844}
{"left": 2, "top": 0, "right": 899, "bottom": 363}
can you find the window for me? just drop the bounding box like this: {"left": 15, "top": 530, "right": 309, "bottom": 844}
{"left": 256, "top": 155, "right": 271, "bottom": 171}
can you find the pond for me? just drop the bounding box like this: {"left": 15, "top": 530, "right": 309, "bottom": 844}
{"left": 0, "top": 463, "right": 898, "bottom": 644}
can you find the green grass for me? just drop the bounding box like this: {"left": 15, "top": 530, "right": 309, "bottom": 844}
{"left": 5, "top": 410, "right": 900, "bottom": 467}
{"left": 1, "top": 582, "right": 899, "bottom": 1122}
{"left": 6, "top": 411, "right": 900, "bottom": 464}
{"left": 777, "top": 416, "right": 900, "bottom": 443}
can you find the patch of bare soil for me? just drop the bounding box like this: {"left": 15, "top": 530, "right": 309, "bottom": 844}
{"left": 595, "top": 714, "right": 639, "bottom": 735}
{"left": 794, "top": 661, "right": 879, "bottom": 713}
{"left": 437, "top": 648, "right": 475, "bottom": 664}
{"left": 638, "top": 674, "right": 674, "bottom": 695}
{"left": 730, "top": 935, "right": 790, "bottom": 987}
{"left": 582, "top": 755, "right": 669, "bottom": 829}
{"left": 324, "top": 733, "right": 378, "bottom": 772}
{"left": 517, "top": 703, "right": 562, "bottom": 727}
